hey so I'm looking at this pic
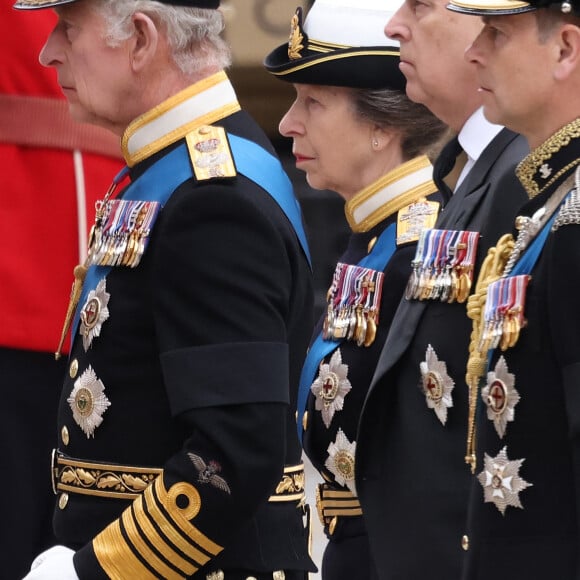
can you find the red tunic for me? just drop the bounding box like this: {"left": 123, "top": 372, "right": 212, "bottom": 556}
{"left": 0, "top": 4, "right": 124, "bottom": 353}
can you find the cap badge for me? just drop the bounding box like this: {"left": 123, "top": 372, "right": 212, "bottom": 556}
{"left": 288, "top": 8, "right": 305, "bottom": 60}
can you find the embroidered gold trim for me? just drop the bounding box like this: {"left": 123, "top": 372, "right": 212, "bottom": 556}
{"left": 122, "top": 71, "right": 241, "bottom": 167}
{"left": 315, "top": 484, "right": 362, "bottom": 527}
{"left": 307, "top": 38, "right": 351, "bottom": 52}
{"left": 269, "top": 464, "right": 306, "bottom": 503}
{"left": 345, "top": 155, "right": 437, "bottom": 232}
{"left": 516, "top": 118, "right": 580, "bottom": 198}
{"left": 270, "top": 50, "right": 400, "bottom": 77}
{"left": 153, "top": 478, "right": 223, "bottom": 556}
{"left": 54, "top": 454, "right": 162, "bottom": 499}
{"left": 122, "top": 507, "right": 186, "bottom": 580}
{"left": 94, "top": 519, "right": 159, "bottom": 579}
{"left": 142, "top": 484, "right": 211, "bottom": 567}
{"left": 132, "top": 495, "right": 197, "bottom": 576}
{"left": 288, "top": 12, "right": 304, "bottom": 60}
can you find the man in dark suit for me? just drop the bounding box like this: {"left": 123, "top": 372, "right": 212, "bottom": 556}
{"left": 15, "top": 0, "right": 316, "bottom": 578}
{"left": 446, "top": 0, "right": 580, "bottom": 576}
{"left": 353, "top": 1, "right": 529, "bottom": 578}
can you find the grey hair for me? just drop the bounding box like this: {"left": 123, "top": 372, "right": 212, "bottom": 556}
{"left": 351, "top": 88, "right": 448, "bottom": 162}
{"left": 94, "top": 0, "right": 231, "bottom": 76}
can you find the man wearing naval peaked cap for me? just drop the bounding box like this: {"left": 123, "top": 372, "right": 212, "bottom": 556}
{"left": 14, "top": 0, "right": 316, "bottom": 578}
{"left": 443, "top": 0, "right": 580, "bottom": 576}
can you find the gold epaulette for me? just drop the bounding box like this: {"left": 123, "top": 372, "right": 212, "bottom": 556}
{"left": 185, "top": 125, "right": 237, "bottom": 182}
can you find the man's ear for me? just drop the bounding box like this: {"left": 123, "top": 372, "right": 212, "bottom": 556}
{"left": 129, "top": 12, "right": 159, "bottom": 72}
{"left": 553, "top": 22, "right": 580, "bottom": 81}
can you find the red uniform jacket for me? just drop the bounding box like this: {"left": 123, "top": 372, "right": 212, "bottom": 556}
{"left": 0, "top": 4, "right": 124, "bottom": 353}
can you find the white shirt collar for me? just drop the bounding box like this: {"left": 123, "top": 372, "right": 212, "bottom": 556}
{"left": 454, "top": 107, "right": 503, "bottom": 190}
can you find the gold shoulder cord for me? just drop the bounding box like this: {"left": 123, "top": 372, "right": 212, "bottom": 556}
{"left": 55, "top": 181, "right": 119, "bottom": 359}
{"left": 464, "top": 172, "right": 577, "bottom": 473}
{"left": 464, "top": 234, "right": 515, "bottom": 473}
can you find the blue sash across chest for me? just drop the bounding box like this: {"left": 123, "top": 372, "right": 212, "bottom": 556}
{"left": 72, "top": 134, "right": 312, "bottom": 337}
{"left": 296, "top": 223, "right": 397, "bottom": 440}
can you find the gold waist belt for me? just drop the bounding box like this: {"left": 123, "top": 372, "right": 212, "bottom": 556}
{"left": 52, "top": 450, "right": 305, "bottom": 504}
{"left": 315, "top": 483, "right": 362, "bottom": 534}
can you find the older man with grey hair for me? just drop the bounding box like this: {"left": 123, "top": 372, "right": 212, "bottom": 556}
{"left": 14, "top": 0, "right": 316, "bottom": 578}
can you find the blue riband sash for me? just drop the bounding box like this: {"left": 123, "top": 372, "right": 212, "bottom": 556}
{"left": 72, "top": 134, "right": 311, "bottom": 338}
{"left": 296, "top": 223, "right": 397, "bottom": 440}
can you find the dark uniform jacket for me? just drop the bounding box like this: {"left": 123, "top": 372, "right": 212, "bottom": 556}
{"left": 302, "top": 156, "right": 441, "bottom": 580}
{"left": 52, "top": 71, "right": 315, "bottom": 579}
{"left": 355, "top": 125, "right": 529, "bottom": 580}
{"left": 462, "top": 119, "right": 580, "bottom": 580}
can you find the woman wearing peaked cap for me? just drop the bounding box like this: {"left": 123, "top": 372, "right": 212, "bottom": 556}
{"left": 265, "top": 1, "right": 447, "bottom": 578}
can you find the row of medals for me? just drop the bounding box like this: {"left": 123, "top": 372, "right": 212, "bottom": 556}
{"left": 405, "top": 229, "right": 480, "bottom": 304}
{"left": 88, "top": 199, "right": 160, "bottom": 268}
{"left": 322, "top": 263, "right": 384, "bottom": 348}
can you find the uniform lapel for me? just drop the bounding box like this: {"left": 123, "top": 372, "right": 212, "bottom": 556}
{"left": 370, "top": 128, "right": 520, "bottom": 384}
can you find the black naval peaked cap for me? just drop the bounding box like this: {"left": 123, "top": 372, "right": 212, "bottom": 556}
{"left": 448, "top": 0, "right": 580, "bottom": 16}
{"left": 14, "top": 0, "right": 219, "bottom": 10}
{"left": 264, "top": 0, "right": 406, "bottom": 91}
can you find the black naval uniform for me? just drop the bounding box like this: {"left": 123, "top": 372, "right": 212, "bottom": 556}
{"left": 301, "top": 156, "right": 442, "bottom": 580}
{"left": 51, "top": 72, "right": 315, "bottom": 579}
{"left": 462, "top": 119, "right": 580, "bottom": 579}
{"left": 354, "top": 126, "right": 529, "bottom": 580}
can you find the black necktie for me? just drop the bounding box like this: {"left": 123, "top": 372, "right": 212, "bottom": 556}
{"left": 433, "top": 136, "right": 464, "bottom": 204}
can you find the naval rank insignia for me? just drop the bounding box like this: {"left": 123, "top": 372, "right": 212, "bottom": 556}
{"left": 396, "top": 199, "right": 439, "bottom": 245}
{"left": 310, "top": 349, "right": 352, "bottom": 428}
{"left": 420, "top": 345, "right": 455, "bottom": 425}
{"left": 325, "top": 428, "right": 357, "bottom": 494}
{"left": 79, "top": 278, "right": 110, "bottom": 351}
{"left": 478, "top": 446, "right": 532, "bottom": 515}
{"left": 482, "top": 357, "right": 520, "bottom": 438}
{"left": 67, "top": 366, "right": 111, "bottom": 438}
{"left": 186, "top": 125, "right": 236, "bottom": 181}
